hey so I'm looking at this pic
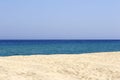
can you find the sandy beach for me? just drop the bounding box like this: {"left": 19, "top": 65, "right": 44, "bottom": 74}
{"left": 0, "top": 52, "right": 120, "bottom": 80}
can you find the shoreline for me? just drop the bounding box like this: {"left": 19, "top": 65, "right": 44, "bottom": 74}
{"left": 0, "top": 52, "right": 120, "bottom": 80}
{"left": 1, "top": 51, "right": 120, "bottom": 57}
{"left": 0, "top": 51, "right": 120, "bottom": 57}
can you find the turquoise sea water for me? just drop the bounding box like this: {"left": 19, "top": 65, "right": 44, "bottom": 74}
{"left": 0, "top": 40, "right": 120, "bottom": 56}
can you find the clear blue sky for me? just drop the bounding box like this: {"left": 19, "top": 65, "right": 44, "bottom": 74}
{"left": 0, "top": 0, "right": 120, "bottom": 39}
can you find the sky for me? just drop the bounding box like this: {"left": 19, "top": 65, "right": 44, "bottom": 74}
{"left": 0, "top": 0, "right": 120, "bottom": 39}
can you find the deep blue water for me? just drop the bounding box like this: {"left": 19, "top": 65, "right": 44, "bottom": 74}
{"left": 0, "top": 40, "right": 120, "bottom": 56}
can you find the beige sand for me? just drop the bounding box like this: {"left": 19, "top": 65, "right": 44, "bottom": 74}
{"left": 0, "top": 52, "right": 120, "bottom": 80}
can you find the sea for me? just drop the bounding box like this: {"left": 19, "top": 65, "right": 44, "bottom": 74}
{"left": 0, "top": 40, "right": 120, "bottom": 56}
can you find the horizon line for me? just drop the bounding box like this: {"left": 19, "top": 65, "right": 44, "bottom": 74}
{"left": 0, "top": 39, "right": 120, "bottom": 40}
